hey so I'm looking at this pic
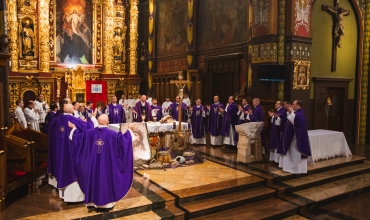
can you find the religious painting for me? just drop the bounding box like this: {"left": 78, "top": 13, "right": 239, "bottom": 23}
{"left": 293, "top": 60, "right": 310, "bottom": 90}
{"left": 55, "top": 0, "right": 92, "bottom": 64}
{"left": 294, "top": 0, "right": 310, "bottom": 37}
{"left": 198, "top": 0, "right": 247, "bottom": 50}
{"left": 253, "top": 0, "right": 269, "bottom": 37}
{"left": 156, "top": 0, "right": 187, "bottom": 57}
{"left": 76, "top": 93, "right": 85, "bottom": 102}
{"left": 20, "top": 17, "right": 36, "bottom": 57}
{"left": 120, "top": 123, "right": 151, "bottom": 161}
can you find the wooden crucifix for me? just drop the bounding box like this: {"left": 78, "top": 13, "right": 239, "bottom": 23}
{"left": 170, "top": 71, "right": 188, "bottom": 132}
{"left": 322, "top": 0, "right": 350, "bottom": 72}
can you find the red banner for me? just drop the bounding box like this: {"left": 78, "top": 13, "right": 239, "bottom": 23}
{"left": 85, "top": 80, "right": 107, "bottom": 107}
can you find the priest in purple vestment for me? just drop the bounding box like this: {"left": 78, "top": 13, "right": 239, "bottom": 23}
{"left": 268, "top": 100, "right": 287, "bottom": 163}
{"left": 68, "top": 114, "right": 135, "bottom": 211}
{"left": 83, "top": 100, "right": 93, "bottom": 120}
{"left": 106, "top": 96, "right": 126, "bottom": 123}
{"left": 207, "top": 96, "right": 224, "bottom": 145}
{"left": 150, "top": 98, "right": 163, "bottom": 121}
{"left": 278, "top": 100, "right": 311, "bottom": 174}
{"left": 220, "top": 96, "right": 239, "bottom": 149}
{"left": 47, "top": 104, "right": 97, "bottom": 202}
{"left": 169, "top": 96, "right": 187, "bottom": 122}
{"left": 133, "top": 95, "right": 151, "bottom": 122}
{"left": 248, "top": 98, "right": 266, "bottom": 150}
{"left": 42, "top": 103, "right": 59, "bottom": 134}
{"left": 237, "top": 98, "right": 252, "bottom": 124}
{"left": 190, "top": 99, "right": 207, "bottom": 144}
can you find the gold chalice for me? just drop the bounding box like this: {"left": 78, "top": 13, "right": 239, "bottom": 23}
{"left": 141, "top": 114, "right": 146, "bottom": 122}
{"left": 153, "top": 116, "right": 157, "bottom": 122}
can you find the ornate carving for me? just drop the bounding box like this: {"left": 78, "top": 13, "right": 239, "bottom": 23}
{"left": 9, "top": 84, "right": 20, "bottom": 109}
{"left": 19, "top": 56, "right": 37, "bottom": 70}
{"left": 56, "top": 76, "right": 62, "bottom": 101}
{"left": 39, "top": 0, "right": 50, "bottom": 72}
{"left": 49, "top": 0, "right": 55, "bottom": 61}
{"left": 157, "top": 57, "right": 187, "bottom": 73}
{"left": 277, "top": 0, "right": 285, "bottom": 99}
{"left": 19, "top": 0, "right": 37, "bottom": 14}
{"left": 102, "top": 0, "right": 115, "bottom": 74}
{"left": 65, "top": 66, "right": 90, "bottom": 102}
{"left": 129, "top": 0, "right": 139, "bottom": 75}
{"left": 41, "top": 83, "right": 52, "bottom": 104}
{"left": 7, "top": 0, "right": 19, "bottom": 71}
{"left": 19, "top": 16, "right": 37, "bottom": 58}
{"left": 93, "top": 1, "right": 103, "bottom": 64}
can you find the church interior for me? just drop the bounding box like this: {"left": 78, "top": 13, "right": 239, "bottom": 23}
{"left": 1, "top": 0, "right": 370, "bottom": 219}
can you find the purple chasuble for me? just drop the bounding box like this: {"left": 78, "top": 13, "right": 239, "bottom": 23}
{"left": 43, "top": 111, "right": 57, "bottom": 134}
{"left": 269, "top": 108, "right": 287, "bottom": 151}
{"left": 83, "top": 108, "right": 93, "bottom": 120}
{"left": 150, "top": 105, "right": 163, "bottom": 120}
{"left": 72, "top": 127, "right": 133, "bottom": 206}
{"left": 208, "top": 102, "right": 224, "bottom": 136}
{"left": 239, "top": 104, "right": 252, "bottom": 124}
{"left": 47, "top": 114, "right": 93, "bottom": 188}
{"left": 134, "top": 101, "right": 151, "bottom": 122}
{"left": 293, "top": 108, "right": 311, "bottom": 158}
{"left": 191, "top": 105, "right": 207, "bottom": 138}
{"left": 276, "top": 116, "right": 294, "bottom": 155}
{"left": 108, "top": 103, "right": 126, "bottom": 123}
{"left": 220, "top": 102, "right": 239, "bottom": 141}
{"left": 169, "top": 102, "right": 187, "bottom": 122}
{"left": 250, "top": 104, "right": 264, "bottom": 122}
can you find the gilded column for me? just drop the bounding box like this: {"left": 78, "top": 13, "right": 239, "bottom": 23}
{"left": 359, "top": 0, "right": 370, "bottom": 144}
{"left": 6, "top": 0, "right": 18, "bottom": 72}
{"left": 103, "top": 0, "right": 115, "bottom": 74}
{"left": 129, "top": 0, "right": 139, "bottom": 75}
{"left": 187, "top": 0, "right": 194, "bottom": 68}
{"left": 277, "top": 0, "right": 285, "bottom": 100}
{"left": 39, "top": 0, "right": 50, "bottom": 72}
{"left": 148, "top": 0, "right": 154, "bottom": 90}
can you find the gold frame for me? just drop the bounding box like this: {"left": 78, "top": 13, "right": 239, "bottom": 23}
{"left": 293, "top": 60, "right": 310, "bottom": 90}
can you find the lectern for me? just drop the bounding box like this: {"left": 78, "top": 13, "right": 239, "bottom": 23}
{"left": 235, "top": 122, "right": 264, "bottom": 163}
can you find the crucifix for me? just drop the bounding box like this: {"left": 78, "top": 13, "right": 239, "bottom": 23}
{"left": 170, "top": 71, "right": 188, "bottom": 132}
{"left": 95, "top": 138, "right": 104, "bottom": 153}
{"left": 322, "top": 0, "right": 350, "bottom": 72}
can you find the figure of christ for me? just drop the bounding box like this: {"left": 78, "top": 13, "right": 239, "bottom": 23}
{"left": 190, "top": 99, "right": 208, "bottom": 144}
{"left": 322, "top": 5, "right": 350, "bottom": 48}
{"left": 206, "top": 95, "right": 224, "bottom": 145}
{"left": 277, "top": 100, "right": 311, "bottom": 174}
{"left": 47, "top": 104, "right": 96, "bottom": 203}
{"left": 169, "top": 96, "right": 187, "bottom": 122}
{"left": 105, "top": 96, "right": 126, "bottom": 123}
{"left": 220, "top": 96, "right": 239, "bottom": 149}
{"left": 68, "top": 114, "right": 136, "bottom": 212}
{"left": 150, "top": 98, "right": 163, "bottom": 121}
{"left": 132, "top": 95, "right": 151, "bottom": 122}
{"left": 268, "top": 100, "right": 287, "bottom": 163}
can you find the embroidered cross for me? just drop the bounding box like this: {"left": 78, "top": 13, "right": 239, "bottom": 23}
{"left": 176, "top": 106, "right": 179, "bottom": 111}
{"left": 95, "top": 138, "right": 104, "bottom": 153}
{"left": 60, "top": 126, "right": 64, "bottom": 132}
{"left": 196, "top": 110, "right": 200, "bottom": 116}
{"left": 214, "top": 107, "right": 217, "bottom": 113}
{"left": 114, "top": 108, "right": 118, "bottom": 115}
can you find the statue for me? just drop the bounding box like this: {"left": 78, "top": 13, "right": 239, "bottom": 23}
{"left": 322, "top": 5, "right": 350, "bottom": 48}
{"left": 113, "top": 28, "right": 124, "bottom": 58}
{"left": 21, "top": 20, "right": 34, "bottom": 56}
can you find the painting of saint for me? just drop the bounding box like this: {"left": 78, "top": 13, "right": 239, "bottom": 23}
{"left": 55, "top": 0, "right": 92, "bottom": 64}
{"left": 298, "top": 65, "right": 307, "bottom": 85}
{"left": 157, "top": 0, "right": 187, "bottom": 57}
{"left": 197, "top": 0, "right": 247, "bottom": 50}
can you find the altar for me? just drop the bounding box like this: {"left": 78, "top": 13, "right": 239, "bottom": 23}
{"left": 107, "top": 121, "right": 189, "bottom": 134}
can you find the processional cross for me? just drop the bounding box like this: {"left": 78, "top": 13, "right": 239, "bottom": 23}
{"left": 322, "top": 0, "right": 350, "bottom": 72}
{"left": 170, "top": 71, "right": 188, "bottom": 132}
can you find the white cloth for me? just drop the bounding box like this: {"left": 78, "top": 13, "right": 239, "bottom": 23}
{"left": 124, "top": 99, "right": 136, "bottom": 123}
{"left": 24, "top": 108, "right": 40, "bottom": 131}
{"left": 307, "top": 129, "right": 352, "bottom": 163}
{"left": 278, "top": 137, "right": 307, "bottom": 174}
{"left": 269, "top": 150, "right": 280, "bottom": 163}
{"left": 48, "top": 175, "right": 85, "bottom": 202}
{"left": 223, "top": 124, "right": 237, "bottom": 146}
{"left": 210, "top": 135, "right": 223, "bottom": 145}
{"left": 119, "top": 99, "right": 126, "bottom": 106}
{"left": 73, "top": 110, "right": 80, "bottom": 118}
{"left": 107, "top": 122, "right": 189, "bottom": 134}
{"left": 135, "top": 98, "right": 140, "bottom": 104}
{"left": 147, "top": 97, "right": 152, "bottom": 106}
{"left": 161, "top": 101, "right": 172, "bottom": 116}
{"left": 14, "top": 106, "right": 28, "bottom": 128}
{"left": 35, "top": 100, "right": 49, "bottom": 123}
{"left": 182, "top": 97, "right": 191, "bottom": 107}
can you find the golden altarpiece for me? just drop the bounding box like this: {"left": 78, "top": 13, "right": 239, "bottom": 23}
{"left": 6, "top": 0, "right": 141, "bottom": 112}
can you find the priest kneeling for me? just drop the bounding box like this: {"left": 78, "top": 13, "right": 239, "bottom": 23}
{"left": 68, "top": 114, "right": 136, "bottom": 212}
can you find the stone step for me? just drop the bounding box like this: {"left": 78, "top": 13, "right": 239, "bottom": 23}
{"left": 281, "top": 161, "right": 370, "bottom": 193}
{"left": 112, "top": 207, "right": 185, "bottom": 220}
{"left": 181, "top": 186, "right": 275, "bottom": 219}
{"left": 292, "top": 172, "right": 370, "bottom": 210}
{"left": 192, "top": 197, "right": 298, "bottom": 220}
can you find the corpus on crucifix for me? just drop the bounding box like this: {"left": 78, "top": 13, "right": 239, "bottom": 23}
{"left": 170, "top": 71, "right": 188, "bottom": 131}
{"left": 322, "top": 0, "right": 350, "bottom": 72}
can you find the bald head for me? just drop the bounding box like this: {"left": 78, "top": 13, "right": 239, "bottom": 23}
{"left": 63, "top": 104, "right": 74, "bottom": 113}
{"left": 98, "top": 114, "right": 109, "bottom": 125}
{"left": 140, "top": 95, "right": 147, "bottom": 102}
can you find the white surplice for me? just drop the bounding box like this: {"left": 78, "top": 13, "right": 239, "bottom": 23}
{"left": 14, "top": 106, "right": 28, "bottom": 128}
{"left": 24, "top": 108, "right": 40, "bottom": 131}
{"left": 161, "top": 101, "right": 172, "bottom": 117}
{"left": 35, "top": 100, "right": 49, "bottom": 123}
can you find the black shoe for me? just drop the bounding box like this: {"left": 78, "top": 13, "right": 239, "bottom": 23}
{"left": 87, "top": 206, "right": 95, "bottom": 213}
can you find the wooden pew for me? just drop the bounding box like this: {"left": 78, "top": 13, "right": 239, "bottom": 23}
{"left": 0, "top": 150, "right": 5, "bottom": 212}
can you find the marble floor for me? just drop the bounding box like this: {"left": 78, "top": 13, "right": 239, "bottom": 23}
{"left": 1, "top": 139, "right": 370, "bottom": 220}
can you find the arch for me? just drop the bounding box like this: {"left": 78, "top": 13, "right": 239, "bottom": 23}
{"left": 22, "top": 90, "right": 37, "bottom": 105}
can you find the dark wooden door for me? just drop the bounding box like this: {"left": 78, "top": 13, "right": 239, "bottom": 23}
{"left": 326, "top": 87, "right": 345, "bottom": 131}
{"left": 23, "top": 91, "right": 36, "bottom": 105}
{"left": 212, "top": 72, "right": 235, "bottom": 104}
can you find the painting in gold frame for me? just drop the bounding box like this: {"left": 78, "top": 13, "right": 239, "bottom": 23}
{"left": 293, "top": 60, "right": 310, "bottom": 90}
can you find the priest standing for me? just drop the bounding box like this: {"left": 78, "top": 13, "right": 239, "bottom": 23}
{"left": 207, "top": 96, "right": 224, "bottom": 145}
{"left": 123, "top": 94, "right": 136, "bottom": 123}
{"left": 161, "top": 96, "right": 172, "bottom": 117}
{"left": 268, "top": 100, "right": 287, "bottom": 163}
{"left": 68, "top": 114, "right": 135, "bottom": 212}
{"left": 133, "top": 95, "right": 151, "bottom": 122}
{"left": 24, "top": 100, "right": 40, "bottom": 131}
{"left": 169, "top": 96, "right": 187, "bottom": 122}
{"left": 150, "top": 98, "right": 163, "bottom": 121}
{"left": 35, "top": 94, "right": 49, "bottom": 128}
{"left": 278, "top": 100, "right": 311, "bottom": 174}
{"left": 14, "top": 100, "right": 28, "bottom": 129}
{"left": 237, "top": 98, "right": 252, "bottom": 124}
{"left": 47, "top": 104, "right": 96, "bottom": 203}
{"left": 42, "top": 102, "right": 58, "bottom": 134}
{"left": 190, "top": 99, "right": 207, "bottom": 144}
{"left": 106, "top": 96, "right": 126, "bottom": 123}
{"left": 220, "top": 96, "right": 239, "bottom": 149}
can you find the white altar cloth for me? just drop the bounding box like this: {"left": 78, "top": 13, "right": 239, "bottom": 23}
{"left": 308, "top": 129, "right": 352, "bottom": 163}
{"left": 107, "top": 121, "right": 189, "bottom": 134}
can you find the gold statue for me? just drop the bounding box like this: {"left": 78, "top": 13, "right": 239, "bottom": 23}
{"left": 113, "top": 28, "right": 124, "bottom": 58}
{"left": 22, "top": 19, "right": 34, "bottom": 56}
